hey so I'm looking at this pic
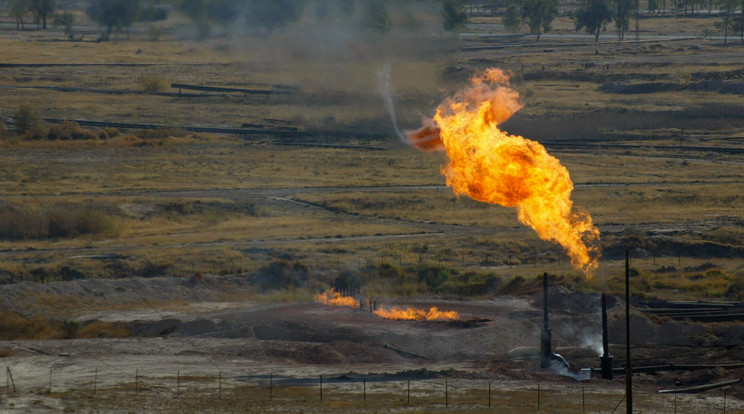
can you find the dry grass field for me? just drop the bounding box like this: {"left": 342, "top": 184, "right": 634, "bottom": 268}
{"left": 1, "top": 4, "right": 744, "bottom": 413}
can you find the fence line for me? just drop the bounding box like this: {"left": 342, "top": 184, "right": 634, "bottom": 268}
{"left": 3, "top": 364, "right": 742, "bottom": 413}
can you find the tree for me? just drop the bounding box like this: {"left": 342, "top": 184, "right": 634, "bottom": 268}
{"left": 613, "top": 0, "right": 632, "bottom": 40}
{"left": 179, "top": 0, "right": 211, "bottom": 38}
{"left": 360, "top": 0, "right": 391, "bottom": 34}
{"left": 86, "top": 0, "right": 142, "bottom": 41}
{"left": 716, "top": 0, "right": 736, "bottom": 44}
{"left": 648, "top": 0, "right": 658, "bottom": 12}
{"left": 442, "top": 0, "right": 469, "bottom": 32}
{"left": 522, "top": 0, "right": 557, "bottom": 40}
{"left": 575, "top": 0, "right": 614, "bottom": 41}
{"left": 53, "top": 11, "right": 75, "bottom": 40}
{"left": 734, "top": 0, "right": 744, "bottom": 44}
{"left": 12, "top": 104, "right": 44, "bottom": 138}
{"left": 245, "top": 0, "right": 305, "bottom": 33}
{"left": 10, "top": 0, "right": 28, "bottom": 29}
{"left": 206, "top": 0, "right": 241, "bottom": 29}
{"left": 30, "top": 0, "right": 56, "bottom": 29}
{"left": 503, "top": 2, "right": 522, "bottom": 33}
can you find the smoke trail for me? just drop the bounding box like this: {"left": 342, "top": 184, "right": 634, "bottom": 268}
{"left": 376, "top": 63, "right": 407, "bottom": 143}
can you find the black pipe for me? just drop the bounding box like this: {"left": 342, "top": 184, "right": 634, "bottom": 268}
{"left": 540, "top": 272, "right": 552, "bottom": 369}
{"left": 626, "top": 249, "right": 633, "bottom": 413}
{"left": 601, "top": 293, "right": 614, "bottom": 379}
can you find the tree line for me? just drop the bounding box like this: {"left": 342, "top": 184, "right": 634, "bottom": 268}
{"left": 2, "top": 0, "right": 472, "bottom": 40}
{"left": 489, "top": 0, "right": 743, "bottom": 43}
{"left": 2, "top": 0, "right": 742, "bottom": 44}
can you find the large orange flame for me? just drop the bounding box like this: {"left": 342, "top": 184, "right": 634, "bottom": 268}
{"left": 374, "top": 306, "right": 460, "bottom": 321}
{"left": 407, "top": 68, "right": 600, "bottom": 277}
{"left": 315, "top": 288, "right": 360, "bottom": 309}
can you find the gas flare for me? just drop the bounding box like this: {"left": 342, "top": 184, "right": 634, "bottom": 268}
{"left": 315, "top": 288, "right": 360, "bottom": 309}
{"left": 407, "top": 68, "right": 600, "bottom": 277}
{"left": 374, "top": 306, "right": 460, "bottom": 321}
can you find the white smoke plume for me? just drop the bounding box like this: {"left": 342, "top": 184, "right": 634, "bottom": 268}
{"left": 376, "top": 63, "right": 407, "bottom": 143}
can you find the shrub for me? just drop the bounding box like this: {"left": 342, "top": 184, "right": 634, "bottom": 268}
{"left": 0, "top": 311, "right": 62, "bottom": 340}
{"left": 100, "top": 126, "right": 120, "bottom": 139}
{"left": 46, "top": 121, "right": 99, "bottom": 140}
{"left": 416, "top": 264, "right": 453, "bottom": 289}
{"left": 0, "top": 203, "right": 117, "bottom": 240}
{"left": 725, "top": 278, "right": 744, "bottom": 300}
{"left": 12, "top": 104, "right": 44, "bottom": 137}
{"left": 439, "top": 272, "right": 501, "bottom": 296}
{"left": 139, "top": 74, "right": 168, "bottom": 92}
{"left": 147, "top": 25, "right": 162, "bottom": 41}
{"left": 138, "top": 127, "right": 185, "bottom": 139}
{"left": 252, "top": 260, "right": 309, "bottom": 290}
{"left": 76, "top": 321, "right": 130, "bottom": 338}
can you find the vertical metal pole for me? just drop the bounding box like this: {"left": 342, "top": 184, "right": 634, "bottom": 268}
{"left": 407, "top": 380, "right": 410, "bottom": 405}
{"left": 625, "top": 249, "right": 632, "bottom": 414}
{"left": 538, "top": 383, "right": 541, "bottom": 411}
{"left": 319, "top": 375, "right": 322, "bottom": 401}
{"left": 445, "top": 382, "right": 448, "bottom": 407}
{"left": 541, "top": 273, "right": 552, "bottom": 369}
{"left": 176, "top": 370, "right": 180, "bottom": 398}
{"left": 582, "top": 386, "right": 585, "bottom": 413}
{"left": 363, "top": 378, "right": 366, "bottom": 401}
{"left": 94, "top": 367, "right": 97, "bottom": 396}
{"left": 269, "top": 373, "right": 273, "bottom": 400}
{"left": 488, "top": 381, "right": 491, "bottom": 408}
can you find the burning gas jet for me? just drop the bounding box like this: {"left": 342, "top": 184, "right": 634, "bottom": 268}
{"left": 374, "top": 306, "right": 459, "bottom": 321}
{"left": 315, "top": 288, "right": 360, "bottom": 309}
{"left": 407, "top": 68, "right": 600, "bottom": 277}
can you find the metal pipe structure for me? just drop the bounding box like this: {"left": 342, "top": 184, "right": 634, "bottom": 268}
{"left": 625, "top": 249, "right": 633, "bottom": 414}
{"left": 601, "top": 293, "right": 614, "bottom": 379}
{"left": 540, "top": 272, "right": 552, "bottom": 369}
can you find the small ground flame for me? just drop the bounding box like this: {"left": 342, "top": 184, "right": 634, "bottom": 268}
{"left": 374, "top": 306, "right": 460, "bottom": 321}
{"left": 314, "top": 288, "right": 360, "bottom": 309}
{"left": 407, "top": 68, "right": 600, "bottom": 277}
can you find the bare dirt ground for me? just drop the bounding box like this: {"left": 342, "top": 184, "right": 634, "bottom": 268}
{"left": 3, "top": 276, "right": 744, "bottom": 413}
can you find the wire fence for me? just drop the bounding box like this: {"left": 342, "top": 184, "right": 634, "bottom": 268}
{"left": 4, "top": 364, "right": 743, "bottom": 413}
